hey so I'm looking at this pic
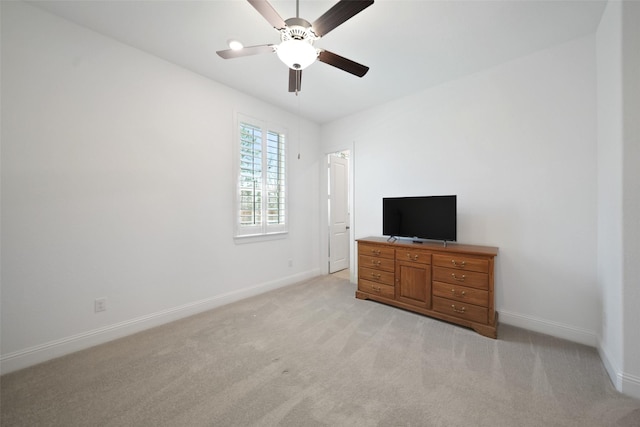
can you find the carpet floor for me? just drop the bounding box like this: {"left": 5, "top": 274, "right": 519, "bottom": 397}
{"left": 1, "top": 274, "right": 639, "bottom": 426}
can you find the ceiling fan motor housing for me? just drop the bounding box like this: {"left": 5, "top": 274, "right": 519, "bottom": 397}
{"left": 282, "top": 18, "right": 317, "bottom": 41}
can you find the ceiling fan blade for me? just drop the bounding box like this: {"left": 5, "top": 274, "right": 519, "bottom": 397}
{"left": 318, "top": 50, "right": 369, "bottom": 77}
{"left": 217, "top": 44, "right": 275, "bottom": 59}
{"left": 289, "top": 69, "right": 302, "bottom": 93}
{"left": 312, "top": 0, "right": 374, "bottom": 37}
{"left": 247, "top": 0, "right": 287, "bottom": 30}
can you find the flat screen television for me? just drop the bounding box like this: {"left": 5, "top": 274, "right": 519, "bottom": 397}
{"left": 383, "top": 195, "right": 457, "bottom": 242}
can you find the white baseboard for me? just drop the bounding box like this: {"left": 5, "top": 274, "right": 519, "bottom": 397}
{"left": 598, "top": 340, "right": 640, "bottom": 400}
{"left": 498, "top": 309, "right": 598, "bottom": 347}
{"left": 598, "top": 343, "right": 619, "bottom": 388}
{"left": 619, "top": 372, "right": 640, "bottom": 399}
{"left": 0, "top": 269, "right": 321, "bottom": 375}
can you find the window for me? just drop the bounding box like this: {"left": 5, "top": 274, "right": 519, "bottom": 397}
{"left": 236, "top": 114, "right": 287, "bottom": 238}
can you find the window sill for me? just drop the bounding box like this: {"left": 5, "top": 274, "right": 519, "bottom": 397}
{"left": 234, "top": 231, "right": 288, "bottom": 244}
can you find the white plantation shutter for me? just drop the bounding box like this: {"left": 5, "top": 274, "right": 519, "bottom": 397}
{"left": 239, "top": 123, "right": 263, "bottom": 229}
{"left": 266, "top": 130, "right": 286, "bottom": 226}
{"left": 236, "top": 114, "right": 287, "bottom": 238}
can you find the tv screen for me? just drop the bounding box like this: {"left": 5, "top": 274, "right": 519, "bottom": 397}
{"left": 383, "top": 196, "right": 457, "bottom": 242}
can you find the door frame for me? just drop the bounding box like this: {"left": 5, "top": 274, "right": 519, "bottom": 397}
{"left": 328, "top": 152, "right": 350, "bottom": 273}
{"left": 321, "top": 146, "right": 356, "bottom": 281}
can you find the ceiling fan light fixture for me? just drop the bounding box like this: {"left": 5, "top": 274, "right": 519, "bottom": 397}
{"left": 276, "top": 39, "right": 317, "bottom": 70}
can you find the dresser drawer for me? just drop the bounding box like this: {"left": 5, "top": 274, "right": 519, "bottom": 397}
{"left": 432, "top": 267, "right": 489, "bottom": 290}
{"left": 358, "top": 280, "right": 395, "bottom": 299}
{"left": 433, "top": 296, "right": 488, "bottom": 324}
{"left": 433, "top": 254, "right": 489, "bottom": 273}
{"left": 432, "top": 281, "right": 489, "bottom": 307}
{"left": 359, "top": 255, "right": 395, "bottom": 272}
{"left": 359, "top": 267, "right": 395, "bottom": 286}
{"left": 359, "top": 244, "right": 395, "bottom": 259}
{"left": 395, "top": 249, "right": 431, "bottom": 265}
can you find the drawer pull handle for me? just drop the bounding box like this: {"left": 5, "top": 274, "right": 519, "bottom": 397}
{"left": 371, "top": 273, "right": 381, "bottom": 280}
{"left": 451, "top": 305, "right": 466, "bottom": 314}
{"left": 372, "top": 260, "right": 381, "bottom": 267}
{"left": 407, "top": 253, "right": 419, "bottom": 261}
{"left": 371, "top": 285, "right": 382, "bottom": 292}
{"left": 451, "top": 289, "right": 466, "bottom": 298}
{"left": 451, "top": 273, "right": 466, "bottom": 282}
{"left": 371, "top": 249, "right": 381, "bottom": 256}
{"left": 451, "top": 260, "right": 466, "bottom": 268}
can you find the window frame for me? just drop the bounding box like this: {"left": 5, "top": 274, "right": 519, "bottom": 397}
{"left": 234, "top": 113, "right": 288, "bottom": 241}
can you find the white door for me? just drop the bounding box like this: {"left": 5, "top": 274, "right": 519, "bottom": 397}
{"left": 329, "top": 154, "right": 349, "bottom": 273}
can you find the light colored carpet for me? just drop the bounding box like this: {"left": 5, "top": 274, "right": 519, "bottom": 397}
{"left": 331, "top": 268, "right": 351, "bottom": 280}
{"left": 1, "top": 274, "right": 639, "bottom": 426}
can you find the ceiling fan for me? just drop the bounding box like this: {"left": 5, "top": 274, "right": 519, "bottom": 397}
{"left": 216, "top": 0, "right": 374, "bottom": 93}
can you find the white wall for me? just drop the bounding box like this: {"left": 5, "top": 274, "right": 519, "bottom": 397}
{"left": 621, "top": 0, "right": 640, "bottom": 397}
{"left": 596, "top": 0, "right": 624, "bottom": 393}
{"left": 321, "top": 36, "right": 599, "bottom": 345}
{"left": 1, "top": 1, "right": 322, "bottom": 373}
{"left": 596, "top": 0, "right": 640, "bottom": 399}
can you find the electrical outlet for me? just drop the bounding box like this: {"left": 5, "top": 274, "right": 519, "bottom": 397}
{"left": 288, "top": 259, "right": 293, "bottom": 267}
{"left": 94, "top": 298, "right": 107, "bottom": 313}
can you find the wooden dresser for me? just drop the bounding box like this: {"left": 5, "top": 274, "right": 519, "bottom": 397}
{"left": 356, "top": 236, "right": 499, "bottom": 338}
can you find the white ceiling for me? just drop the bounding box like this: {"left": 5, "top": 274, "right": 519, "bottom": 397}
{"left": 29, "top": 0, "right": 607, "bottom": 124}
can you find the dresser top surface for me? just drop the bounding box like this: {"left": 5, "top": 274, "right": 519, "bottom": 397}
{"left": 357, "top": 236, "right": 498, "bottom": 257}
